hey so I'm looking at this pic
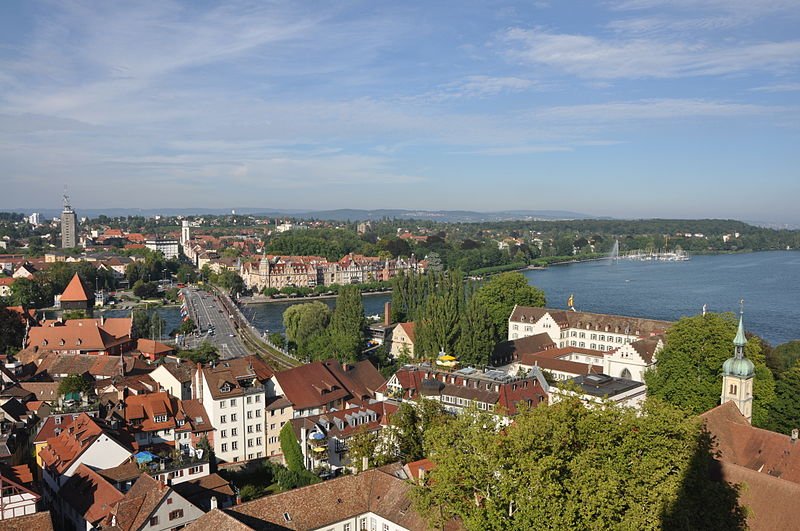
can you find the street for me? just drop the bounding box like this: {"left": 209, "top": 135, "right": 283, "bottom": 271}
{"left": 181, "top": 287, "right": 250, "bottom": 359}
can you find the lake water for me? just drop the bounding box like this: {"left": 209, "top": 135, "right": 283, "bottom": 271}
{"left": 161, "top": 251, "right": 800, "bottom": 346}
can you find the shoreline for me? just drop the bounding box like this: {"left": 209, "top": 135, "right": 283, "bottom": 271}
{"left": 239, "top": 289, "right": 392, "bottom": 305}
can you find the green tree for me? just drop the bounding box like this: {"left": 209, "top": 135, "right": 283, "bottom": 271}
{"left": 455, "top": 296, "right": 496, "bottom": 367}
{"left": 765, "top": 360, "right": 800, "bottom": 434}
{"left": 645, "top": 313, "right": 776, "bottom": 427}
{"left": 766, "top": 340, "right": 800, "bottom": 374}
{"left": 132, "top": 280, "right": 159, "bottom": 299}
{"left": 177, "top": 342, "right": 219, "bottom": 364}
{"left": 58, "top": 374, "right": 92, "bottom": 397}
{"left": 280, "top": 422, "right": 305, "bottom": 473}
{"left": 347, "top": 426, "right": 390, "bottom": 472}
{"left": 176, "top": 264, "right": 197, "bottom": 284}
{"left": 283, "top": 302, "right": 331, "bottom": 353}
{"left": 327, "top": 285, "right": 365, "bottom": 362}
{"left": 0, "top": 306, "right": 26, "bottom": 355}
{"left": 389, "top": 400, "right": 447, "bottom": 463}
{"left": 132, "top": 308, "right": 166, "bottom": 340}
{"left": 414, "top": 398, "right": 746, "bottom": 531}
{"left": 10, "top": 276, "right": 53, "bottom": 308}
{"left": 473, "top": 272, "right": 546, "bottom": 339}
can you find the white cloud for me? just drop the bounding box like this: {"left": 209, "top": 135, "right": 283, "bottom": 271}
{"left": 535, "top": 98, "right": 775, "bottom": 122}
{"left": 750, "top": 82, "right": 800, "bottom": 92}
{"left": 503, "top": 28, "right": 800, "bottom": 79}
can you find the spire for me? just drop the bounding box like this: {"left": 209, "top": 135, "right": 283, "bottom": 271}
{"left": 733, "top": 299, "right": 747, "bottom": 357}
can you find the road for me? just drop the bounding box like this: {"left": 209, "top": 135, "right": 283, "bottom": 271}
{"left": 181, "top": 287, "right": 250, "bottom": 359}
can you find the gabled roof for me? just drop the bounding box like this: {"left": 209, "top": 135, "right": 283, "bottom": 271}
{"left": 39, "top": 413, "right": 105, "bottom": 474}
{"left": 217, "top": 466, "right": 458, "bottom": 531}
{"left": 201, "top": 356, "right": 273, "bottom": 400}
{"left": 136, "top": 338, "right": 175, "bottom": 357}
{"left": 0, "top": 511, "right": 55, "bottom": 531}
{"left": 61, "top": 464, "right": 124, "bottom": 525}
{"left": 510, "top": 306, "right": 672, "bottom": 337}
{"left": 61, "top": 273, "right": 92, "bottom": 302}
{"left": 107, "top": 473, "right": 172, "bottom": 531}
{"left": 395, "top": 321, "right": 416, "bottom": 343}
{"left": 273, "top": 361, "right": 352, "bottom": 410}
{"left": 702, "top": 402, "right": 800, "bottom": 483}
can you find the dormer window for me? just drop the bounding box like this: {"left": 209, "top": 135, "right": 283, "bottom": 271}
{"left": 221, "top": 383, "right": 231, "bottom": 393}
{"left": 154, "top": 415, "right": 167, "bottom": 423}
{"left": 177, "top": 419, "right": 185, "bottom": 426}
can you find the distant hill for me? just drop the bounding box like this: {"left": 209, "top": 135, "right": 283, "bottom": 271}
{"left": 13, "top": 207, "right": 601, "bottom": 222}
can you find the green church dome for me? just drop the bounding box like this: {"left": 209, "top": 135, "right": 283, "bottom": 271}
{"left": 723, "top": 356, "right": 755, "bottom": 378}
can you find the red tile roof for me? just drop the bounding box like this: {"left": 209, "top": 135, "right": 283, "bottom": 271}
{"left": 61, "top": 464, "right": 124, "bottom": 525}
{"left": 39, "top": 413, "right": 105, "bottom": 474}
{"left": 0, "top": 511, "right": 55, "bottom": 531}
{"left": 60, "top": 273, "right": 92, "bottom": 302}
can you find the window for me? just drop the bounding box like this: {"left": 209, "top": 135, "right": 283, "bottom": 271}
{"left": 256, "top": 424, "right": 262, "bottom": 432}
{"left": 730, "top": 384, "right": 738, "bottom": 395}
{"left": 256, "top": 437, "right": 262, "bottom": 445}
{"left": 232, "top": 441, "right": 238, "bottom": 450}
{"left": 189, "top": 466, "right": 202, "bottom": 474}
{"left": 248, "top": 439, "right": 254, "bottom": 447}
{"left": 247, "top": 425, "right": 254, "bottom": 434}
{"left": 383, "top": 524, "right": 389, "bottom": 531}
{"left": 246, "top": 396, "right": 252, "bottom": 404}
{"left": 230, "top": 399, "right": 236, "bottom": 407}
{"left": 167, "top": 497, "right": 173, "bottom": 505}
{"left": 154, "top": 415, "right": 167, "bottom": 423}
{"left": 149, "top": 516, "right": 159, "bottom": 526}
{"left": 255, "top": 395, "right": 261, "bottom": 403}
{"left": 344, "top": 524, "right": 351, "bottom": 531}
{"left": 232, "top": 428, "right": 238, "bottom": 436}
{"left": 270, "top": 423, "right": 276, "bottom": 430}
{"left": 247, "top": 411, "right": 253, "bottom": 419}
{"left": 231, "top": 413, "right": 237, "bottom": 422}
{"left": 220, "top": 401, "right": 226, "bottom": 409}
{"left": 221, "top": 430, "right": 227, "bottom": 438}
{"left": 220, "top": 415, "right": 227, "bottom": 424}
{"left": 169, "top": 509, "right": 184, "bottom": 521}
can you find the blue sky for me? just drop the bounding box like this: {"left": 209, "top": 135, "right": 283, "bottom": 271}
{"left": 1, "top": 0, "right": 799, "bottom": 222}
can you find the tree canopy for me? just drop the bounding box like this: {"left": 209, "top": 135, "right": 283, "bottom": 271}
{"left": 472, "top": 272, "right": 546, "bottom": 339}
{"left": 414, "top": 398, "right": 746, "bottom": 531}
{"left": 645, "top": 313, "right": 776, "bottom": 427}
{"left": 283, "top": 302, "right": 331, "bottom": 357}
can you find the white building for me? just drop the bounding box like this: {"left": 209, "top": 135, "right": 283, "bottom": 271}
{"left": 145, "top": 238, "right": 180, "bottom": 260}
{"left": 193, "top": 356, "right": 273, "bottom": 463}
{"left": 508, "top": 306, "right": 671, "bottom": 350}
{"left": 548, "top": 373, "right": 647, "bottom": 410}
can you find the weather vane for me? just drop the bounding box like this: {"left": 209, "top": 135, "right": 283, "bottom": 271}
{"left": 739, "top": 298, "right": 744, "bottom": 315}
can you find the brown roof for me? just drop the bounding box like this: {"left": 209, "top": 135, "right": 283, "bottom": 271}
{"left": 223, "top": 467, "right": 455, "bottom": 530}
{"left": 39, "top": 413, "right": 105, "bottom": 474}
{"left": 61, "top": 273, "right": 92, "bottom": 302}
{"left": 184, "top": 509, "right": 252, "bottom": 531}
{"left": 34, "top": 414, "right": 79, "bottom": 444}
{"left": 492, "top": 333, "right": 556, "bottom": 364}
{"left": 97, "top": 459, "right": 142, "bottom": 484}
{"left": 27, "top": 318, "right": 133, "bottom": 354}
{"left": 137, "top": 338, "right": 175, "bottom": 357}
{"left": 718, "top": 460, "right": 800, "bottom": 531}
{"left": 323, "top": 359, "right": 386, "bottom": 400}
{"left": 702, "top": 402, "right": 800, "bottom": 483}
{"left": 202, "top": 356, "right": 273, "bottom": 400}
{"left": 273, "top": 362, "right": 352, "bottom": 410}
{"left": 19, "top": 381, "right": 60, "bottom": 402}
{"left": 396, "top": 321, "right": 416, "bottom": 343}
{"left": 628, "top": 336, "right": 663, "bottom": 364}
{"left": 509, "top": 306, "right": 672, "bottom": 337}
{"left": 108, "top": 473, "right": 171, "bottom": 531}
{"left": 0, "top": 511, "right": 55, "bottom": 531}
{"left": 61, "top": 464, "right": 124, "bottom": 525}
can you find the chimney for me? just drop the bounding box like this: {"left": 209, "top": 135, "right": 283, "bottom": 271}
{"left": 361, "top": 455, "right": 369, "bottom": 473}
{"left": 418, "top": 466, "right": 426, "bottom": 483}
{"left": 384, "top": 302, "right": 391, "bottom": 327}
{"left": 792, "top": 429, "right": 798, "bottom": 442}
{"left": 210, "top": 496, "right": 218, "bottom": 510}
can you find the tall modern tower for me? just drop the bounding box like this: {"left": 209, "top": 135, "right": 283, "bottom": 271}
{"left": 61, "top": 192, "right": 78, "bottom": 248}
{"left": 721, "top": 303, "right": 755, "bottom": 423}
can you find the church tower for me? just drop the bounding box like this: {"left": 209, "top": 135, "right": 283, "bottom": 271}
{"left": 721, "top": 306, "right": 755, "bottom": 423}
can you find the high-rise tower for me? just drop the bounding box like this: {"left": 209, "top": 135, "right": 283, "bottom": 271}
{"left": 721, "top": 303, "right": 755, "bottom": 423}
{"left": 60, "top": 191, "right": 78, "bottom": 248}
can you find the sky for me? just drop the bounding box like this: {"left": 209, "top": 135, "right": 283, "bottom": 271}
{"left": 1, "top": 0, "right": 799, "bottom": 222}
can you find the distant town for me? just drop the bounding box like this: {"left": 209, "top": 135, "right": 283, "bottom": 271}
{"left": 0, "top": 198, "right": 799, "bottom": 530}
